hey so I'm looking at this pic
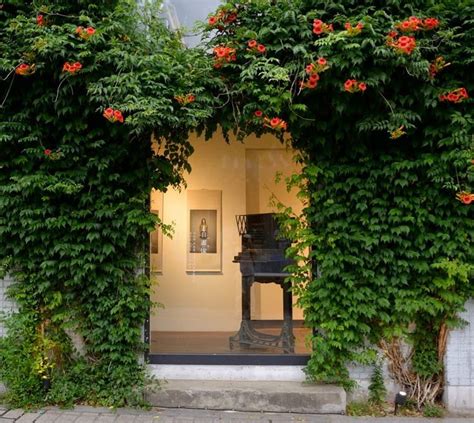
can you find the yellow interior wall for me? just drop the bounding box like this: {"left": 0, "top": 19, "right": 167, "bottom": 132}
{"left": 150, "top": 131, "right": 303, "bottom": 332}
{"left": 246, "top": 149, "right": 304, "bottom": 321}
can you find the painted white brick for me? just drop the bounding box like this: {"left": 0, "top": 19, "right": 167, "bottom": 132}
{"left": 446, "top": 300, "right": 474, "bottom": 386}
{"left": 349, "top": 302, "right": 474, "bottom": 411}
{"left": 0, "top": 276, "right": 16, "bottom": 337}
{"left": 348, "top": 362, "right": 400, "bottom": 402}
{"left": 444, "top": 299, "right": 474, "bottom": 412}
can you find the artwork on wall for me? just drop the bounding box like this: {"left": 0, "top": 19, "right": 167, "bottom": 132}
{"left": 150, "top": 189, "right": 164, "bottom": 273}
{"left": 187, "top": 190, "right": 222, "bottom": 273}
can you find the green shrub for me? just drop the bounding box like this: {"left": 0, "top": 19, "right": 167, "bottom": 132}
{"left": 0, "top": 313, "right": 44, "bottom": 408}
{"left": 368, "top": 361, "right": 387, "bottom": 405}
{"left": 423, "top": 403, "right": 445, "bottom": 418}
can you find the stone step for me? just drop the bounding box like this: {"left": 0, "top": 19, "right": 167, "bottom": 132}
{"left": 146, "top": 379, "right": 346, "bottom": 414}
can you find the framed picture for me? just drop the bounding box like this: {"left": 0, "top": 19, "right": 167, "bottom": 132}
{"left": 186, "top": 190, "right": 222, "bottom": 273}
{"left": 150, "top": 189, "right": 164, "bottom": 273}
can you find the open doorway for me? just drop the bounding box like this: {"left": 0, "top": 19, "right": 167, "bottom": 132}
{"left": 148, "top": 132, "right": 311, "bottom": 361}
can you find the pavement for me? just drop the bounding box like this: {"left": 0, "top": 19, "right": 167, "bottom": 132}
{"left": 1, "top": 406, "right": 473, "bottom": 423}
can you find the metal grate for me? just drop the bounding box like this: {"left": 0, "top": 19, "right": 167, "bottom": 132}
{"left": 235, "top": 214, "right": 248, "bottom": 236}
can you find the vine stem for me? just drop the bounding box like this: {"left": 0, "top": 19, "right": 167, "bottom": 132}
{"left": 0, "top": 73, "right": 15, "bottom": 108}
{"left": 378, "top": 90, "right": 395, "bottom": 115}
{"left": 212, "top": 83, "right": 231, "bottom": 109}
{"left": 2, "top": 68, "right": 15, "bottom": 81}
{"left": 454, "top": 164, "right": 462, "bottom": 191}
{"left": 42, "top": 11, "right": 78, "bottom": 19}
{"left": 289, "top": 59, "right": 301, "bottom": 98}
{"left": 289, "top": 104, "right": 316, "bottom": 122}
{"left": 54, "top": 76, "right": 69, "bottom": 103}
{"left": 289, "top": 64, "right": 316, "bottom": 122}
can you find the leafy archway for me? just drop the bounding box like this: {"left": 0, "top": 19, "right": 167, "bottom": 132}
{"left": 0, "top": 0, "right": 214, "bottom": 407}
{"left": 202, "top": 0, "right": 473, "bottom": 408}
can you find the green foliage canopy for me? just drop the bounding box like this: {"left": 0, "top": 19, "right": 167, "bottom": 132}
{"left": 203, "top": 0, "right": 473, "bottom": 396}
{"left": 0, "top": 0, "right": 214, "bottom": 407}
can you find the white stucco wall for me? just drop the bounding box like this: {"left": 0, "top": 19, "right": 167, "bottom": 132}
{"left": 0, "top": 275, "right": 15, "bottom": 337}
{"left": 150, "top": 364, "right": 306, "bottom": 382}
{"left": 444, "top": 299, "right": 474, "bottom": 413}
{"left": 348, "top": 363, "right": 399, "bottom": 402}
{"left": 0, "top": 276, "right": 15, "bottom": 393}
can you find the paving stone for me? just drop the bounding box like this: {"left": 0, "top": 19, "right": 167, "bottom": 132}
{"left": 54, "top": 412, "right": 80, "bottom": 423}
{"left": 141, "top": 418, "right": 173, "bottom": 423}
{"left": 227, "top": 420, "right": 265, "bottom": 423}
{"left": 131, "top": 417, "right": 161, "bottom": 423}
{"left": 114, "top": 415, "right": 138, "bottom": 423}
{"left": 72, "top": 407, "right": 112, "bottom": 414}
{"left": 74, "top": 416, "right": 99, "bottom": 423}
{"left": 34, "top": 414, "right": 60, "bottom": 423}
{"left": 2, "top": 409, "right": 24, "bottom": 419}
{"left": 1, "top": 406, "right": 471, "bottom": 423}
{"left": 290, "top": 416, "right": 326, "bottom": 422}
{"left": 16, "top": 412, "right": 43, "bottom": 423}
{"left": 94, "top": 416, "right": 117, "bottom": 423}
{"left": 0, "top": 409, "right": 7, "bottom": 417}
{"left": 116, "top": 409, "right": 157, "bottom": 416}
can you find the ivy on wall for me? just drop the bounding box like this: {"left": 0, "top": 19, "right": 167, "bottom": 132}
{"left": 0, "top": 0, "right": 472, "bottom": 411}
{"left": 0, "top": 0, "right": 214, "bottom": 407}
{"left": 203, "top": 0, "right": 473, "bottom": 408}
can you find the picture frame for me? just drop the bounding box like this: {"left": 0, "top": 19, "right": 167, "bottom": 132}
{"left": 150, "top": 189, "right": 164, "bottom": 273}
{"left": 186, "top": 190, "right": 222, "bottom": 273}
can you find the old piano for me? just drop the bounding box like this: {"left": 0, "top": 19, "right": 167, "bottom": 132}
{"left": 229, "top": 213, "right": 295, "bottom": 353}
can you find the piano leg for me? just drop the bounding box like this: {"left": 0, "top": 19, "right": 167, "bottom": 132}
{"left": 229, "top": 276, "right": 296, "bottom": 353}
{"left": 281, "top": 285, "right": 295, "bottom": 354}
{"left": 229, "top": 275, "right": 253, "bottom": 350}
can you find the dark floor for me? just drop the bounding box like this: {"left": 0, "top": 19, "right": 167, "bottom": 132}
{"left": 150, "top": 325, "right": 311, "bottom": 354}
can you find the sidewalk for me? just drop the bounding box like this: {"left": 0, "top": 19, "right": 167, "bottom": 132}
{"left": 0, "top": 406, "right": 472, "bottom": 423}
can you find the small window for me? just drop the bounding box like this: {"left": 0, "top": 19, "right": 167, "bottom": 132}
{"left": 162, "top": 0, "right": 221, "bottom": 47}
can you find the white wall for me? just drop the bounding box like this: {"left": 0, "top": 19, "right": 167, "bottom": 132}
{"left": 0, "top": 275, "right": 15, "bottom": 338}
{"left": 348, "top": 363, "right": 399, "bottom": 402}
{"left": 150, "top": 134, "right": 246, "bottom": 332}
{"left": 150, "top": 364, "right": 306, "bottom": 382}
{"left": 349, "top": 302, "right": 474, "bottom": 412}
{"left": 444, "top": 299, "right": 474, "bottom": 413}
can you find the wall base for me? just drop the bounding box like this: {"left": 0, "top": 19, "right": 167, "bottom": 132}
{"left": 348, "top": 364, "right": 400, "bottom": 402}
{"left": 444, "top": 386, "right": 474, "bottom": 415}
{"left": 149, "top": 364, "right": 306, "bottom": 381}
{"left": 146, "top": 379, "right": 346, "bottom": 414}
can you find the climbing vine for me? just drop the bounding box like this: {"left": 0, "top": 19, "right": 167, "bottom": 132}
{"left": 0, "top": 0, "right": 214, "bottom": 407}
{"left": 1, "top": 0, "right": 473, "bottom": 411}
{"left": 203, "top": 0, "right": 473, "bottom": 408}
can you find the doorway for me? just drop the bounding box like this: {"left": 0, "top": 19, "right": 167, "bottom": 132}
{"left": 148, "top": 132, "right": 311, "bottom": 363}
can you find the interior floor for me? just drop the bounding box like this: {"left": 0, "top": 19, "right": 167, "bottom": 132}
{"left": 150, "top": 324, "right": 311, "bottom": 354}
